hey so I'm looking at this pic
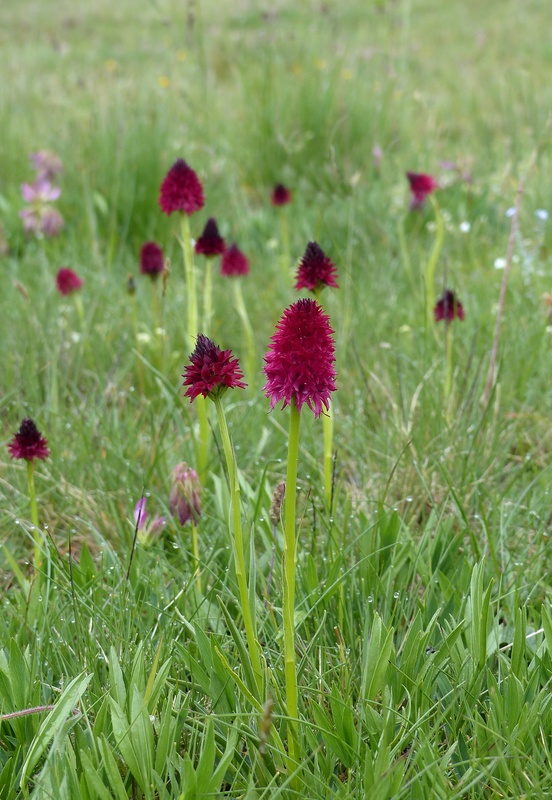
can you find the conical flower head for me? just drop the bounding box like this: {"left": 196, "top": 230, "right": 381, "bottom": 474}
{"left": 263, "top": 298, "right": 336, "bottom": 417}
{"left": 8, "top": 418, "right": 50, "bottom": 461}
{"left": 140, "top": 241, "right": 165, "bottom": 277}
{"left": 406, "top": 171, "right": 438, "bottom": 209}
{"left": 183, "top": 334, "right": 247, "bottom": 402}
{"left": 170, "top": 462, "right": 201, "bottom": 526}
{"left": 56, "top": 267, "right": 83, "bottom": 296}
{"left": 295, "top": 241, "right": 338, "bottom": 294}
{"left": 195, "top": 217, "right": 225, "bottom": 257}
{"left": 221, "top": 243, "right": 249, "bottom": 277}
{"left": 159, "top": 158, "right": 205, "bottom": 216}
{"left": 271, "top": 183, "right": 292, "bottom": 206}
{"left": 434, "top": 289, "right": 465, "bottom": 323}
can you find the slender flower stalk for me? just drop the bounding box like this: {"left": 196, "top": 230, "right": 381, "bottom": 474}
{"left": 434, "top": 289, "right": 465, "bottom": 421}
{"left": 271, "top": 184, "right": 292, "bottom": 280}
{"left": 213, "top": 395, "right": 263, "bottom": 693}
{"left": 8, "top": 419, "right": 50, "bottom": 570}
{"left": 183, "top": 336, "right": 262, "bottom": 692}
{"left": 295, "top": 243, "right": 338, "bottom": 510}
{"left": 127, "top": 274, "right": 145, "bottom": 394}
{"left": 263, "top": 299, "right": 337, "bottom": 771}
{"left": 425, "top": 197, "right": 445, "bottom": 325}
{"left": 195, "top": 218, "right": 225, "bottom": 337}
{"left": 221, "top": 243, "right": 254, "bottom": 384}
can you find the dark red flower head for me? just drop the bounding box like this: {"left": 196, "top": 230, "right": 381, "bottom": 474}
{"left": 221, "top": 243, "right": 249, "bottom": 277}
{"left": 140, "top": 241, "right": 165, "bottom": 278}
{"left": 434, "top": 290, "right": 465, "bottom": 323}
{"left": 195, "top": 218, "right": 225, "bottom": 257}
{"left": 8, "top": 418, "right": 50, "bottom": 461}
{"left": 263, "top": 298, "right": 336, "bottom": 417}
{"left": 56, "top": 268, "right": 83, "bottom": 296}
{"left": 159, "top": 158, "right": 205, "bottom": 216}
{"left": 295, "top": 241, "right": 338, "bottom": 294}
{"left": 183, "top": 334, "right": 247, "bottom": 402}
{"left": 406, "top": 171, "right": 438, "bottom": 209}
{"left": 271, "top": 184, "right": 292, "bottom": 206}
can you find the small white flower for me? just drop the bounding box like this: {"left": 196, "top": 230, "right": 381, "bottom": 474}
{"left": 505, "top": 207, "right": 516, "bottom": 217}
{"left": 137, "top": 332, "right": 151, "bottom": 344}
{"left": 494, "top": 258, "right": 506, "bottom": 270}
{"left": 459, "top": 221, "right": 471, "bottom": 233}
{"left": 535, "top": 209, "right": 549, "bottom": 221}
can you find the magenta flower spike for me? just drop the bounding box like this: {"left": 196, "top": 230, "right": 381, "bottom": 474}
{"left": 271, "top": 183, "right": 292, "bottom": 206}
{"left": 406, "top": 171, "right": 438, "bottom": 209}
{"left": 295, "top": 241, "right": 338, "bottom": 294}
{"left": 170, "top": 463, "right": 201, "bottom": 526}
{"left": 140, "top": 241, "right": 165, "bottom": 278}
{"left": 9, "top": 418, "right": 50, "bottom": 567}
{"left": 195, "top": 218, "right": 225, "bottom": 257}
{"left": 263, "top": 298, "right": 337, "bottom": 417}
{"left": 221, "top": 243, "right": 249, "bottom": 277}
{"left": 159, "top": 158, "right": 204, "bottom": 216}
{"left": 8, "top": 419, "right": 50, "bottom": 462}
{"left": 21, "top": 180, "right": 61, "bottom": 204}
{"left": 183, "top": 334, "right": 247, "bottom": 402}
{"left": 30, "top": 151, "right": 63, "bottom": 182}
{"left": 56, "top": 268, "right": 83, "bottom": 296}
{"left": 434, "top": 289, "right": 465, "bottom": 323}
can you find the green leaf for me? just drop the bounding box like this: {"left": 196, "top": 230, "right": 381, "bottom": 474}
{"left": 20, "top": 673, "right": 91, "bottom": 790}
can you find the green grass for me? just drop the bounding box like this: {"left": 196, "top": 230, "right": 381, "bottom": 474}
{"left": 2, "top": 0, "right": 552, "bottom": 796}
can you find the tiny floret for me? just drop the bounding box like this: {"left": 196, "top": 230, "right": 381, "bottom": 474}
{"left": 434, "top": 289, "right": 465, "bottom": 323}
{"left": 8, "top": 418, "right": 50, "bottom": 461}
{"left": 159, "top": 158, "right": 204, "bottom": 215}
{"left": 221, "top": 243, "right": 249, "bottom": 277}
{"left": 295, "top": 241, "right": 338, "bottom": 293}
{"left": 406, "top": 171, "right": 438, "bottom": 209}
{"left": 140, "top": 241, "right": 165, "bottom": 277}
{"left": 183, "top": 334, "right": 247, "bottom": 402}
{"left": 271, "top": 184, "right": 292, "bottom": 206}
{"left": 195, "top": 218, "right": 225, "bottom": 257}
{"left": 263, "top": 298, "right": 336, "bottom": 417}
{"left": 56, "top": 268, "right": 83, "bottom": 295}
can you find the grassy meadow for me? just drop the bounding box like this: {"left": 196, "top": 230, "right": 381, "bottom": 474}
{"left": 2, "top": 0, "right": 552, "bottom": 796}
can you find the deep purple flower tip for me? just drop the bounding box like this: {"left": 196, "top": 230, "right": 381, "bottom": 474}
{"left": 263, "top": 298, "right": 337, "bottom": 417}
{"left": 295, "top": 241, "right": 338, "bottom": 294}
{"left": 170, "top": 463, "right": 201, "bottom": 526}
{"left": 56, "top": 268, "right": 83, "bottom": 296}
{"left": 406, "top": 171, "right": 438, "bottom": 209}
{"left": 195, "top": 218, "right": 225, "bottom": 257}
{"left": 434, "top": 290, "right": 465, "bottom": 323}
{"left": 271, "top": 184, "right": 292, "bottom": 206}
{"left": 183, "top": 334, "right": 247, "bottom": 402}
{"left": 8, "top": 418, "right": 50, "bottom": 461}
{"left": 159, "top": 158, "right": 205, "bottom": 216}
{"left": 221, "top": 243, "right": 249, "bottom": 277}
{"left": 134, "top": 498, "right": 148, "bottom": 529}
{"left": 140, "top": 241, "right": 165, "bottom": 277}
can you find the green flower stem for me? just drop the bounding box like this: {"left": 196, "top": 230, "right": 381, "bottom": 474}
{"left": 195, "top": 397, "right": 209, "bottom": 485}
{"left": 180, "top": 214, "right": 198, "bottom": 350}
{"left": 397, "top": 215, "right": 413, "bottom": 287}
{"left": 445, "top": 322, "right": 453, "bottom": 423}
{"left": 191, "top": 522, "right": 202, "bottom": 594}
{"left": 130, "top": 293, "right": 145, "bottom": 395}
{"left": 233, "top": 280, "right": 255, "bottom": 386}
{"left": 279, "top": 207, "right": 290, "bottom": 280}
{"left": 322, "top": 402, "right": 334, "bottom": 512}
{"left": 426, "top": 197, "right": 444, "bottom": 324}
{"left": 203, "top": 259, "right": 213, "bottom": 336}
{"left": 283, "top": 400, "right": 301, "bottom": 769}
{"left": 213, "top": 396, "right": 263, "bottom": 695}
{"left": 27, "top": 460, "right": 41, "bottom": 570}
